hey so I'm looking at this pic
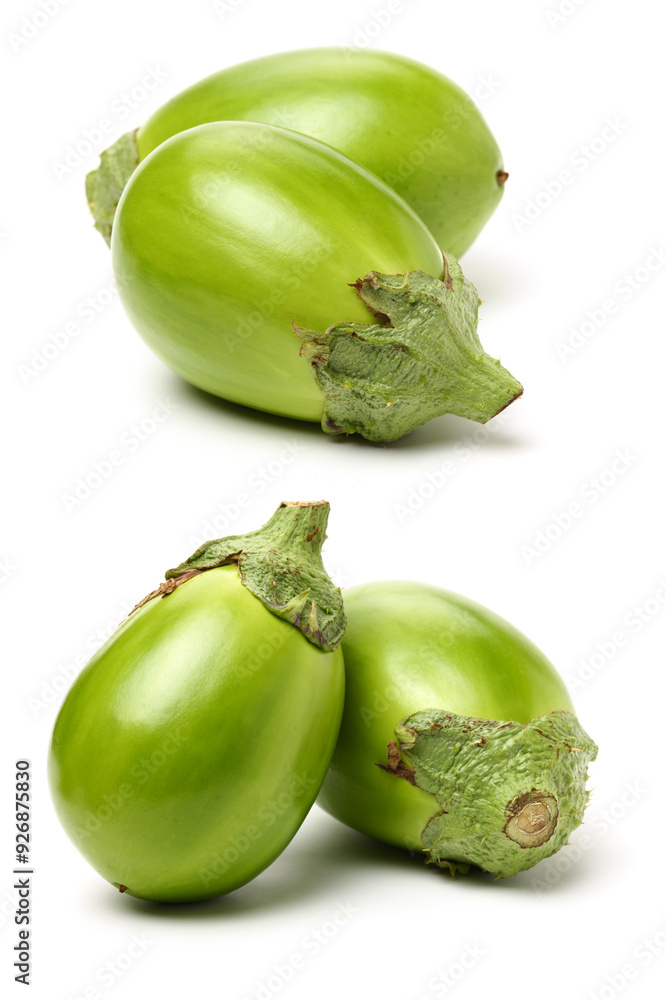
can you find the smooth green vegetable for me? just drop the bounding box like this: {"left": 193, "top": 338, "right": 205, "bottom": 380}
{"left": 87, "top": 47, "right": 507, "bottom": 255}
{"left": 318, "top": 582, "right": 597, "bottom": 877}
{"left": 48, "top": 502, "right": 345, "bottom": 902}
{"left": 112, "top": 121, "right": 521, "bottom": 442}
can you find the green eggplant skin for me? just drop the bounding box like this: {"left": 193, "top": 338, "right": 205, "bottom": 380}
{"left": 135, "top": 48, "right": 505, "bottom": 257}
{"left": 112, "top": 121, "right": 443, "bottom": 422}
{"left": 48, "top": 566, "right": 344, "bottom": 902}
{"left": 318, "top": 582, "right": 574, "bottom": 851}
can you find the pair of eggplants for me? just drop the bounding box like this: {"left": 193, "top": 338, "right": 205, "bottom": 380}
{"left": 88, "top": 48, "right": 523, "bottom": 443}
{"left": 49, "top": 502, "right": 597, "bottom": 902}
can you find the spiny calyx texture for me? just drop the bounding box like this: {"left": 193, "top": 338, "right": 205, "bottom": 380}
{"left": 153, "top": 501, "right": 345, "bottom": 651}
{"left": 385, "top": 709, "right": 598, "bottom": 877}
{"left": 297, "top": 260, "right": 523, "bottom": 443}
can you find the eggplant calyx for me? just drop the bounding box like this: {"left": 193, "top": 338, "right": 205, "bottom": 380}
{"left": 86, "top": 129, "right": 140, "bottom": 246}
{"left": 296, "top": 260, "right": 523, "bottom": 443}
{"left": 158, "top": 500, "right": 345, "bottom": 651}
{"left": 385, "top": 708, "right": 598, "bottom": 878}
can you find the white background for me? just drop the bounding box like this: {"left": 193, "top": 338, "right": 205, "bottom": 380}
{"left": 3, "top": 0, "right": 664, "bottom": 997}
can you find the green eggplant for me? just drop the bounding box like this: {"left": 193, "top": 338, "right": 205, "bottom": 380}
{"left": 87, "top": 47, "right": 507, "bottom": 256}
{"left": 48, "top": 502, "right": 345, "bottom": 902}
{"left": 112, "top": 121, "right": 522, "bottom": 442}
{"left": 318, "top": 582, "right": 598, "bottom": 878}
